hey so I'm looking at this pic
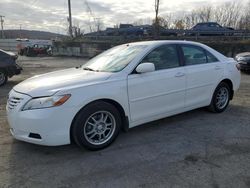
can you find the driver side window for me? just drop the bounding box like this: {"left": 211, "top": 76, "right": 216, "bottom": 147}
{"left": 141, "top": 45, "right": 180, "bottom": 70}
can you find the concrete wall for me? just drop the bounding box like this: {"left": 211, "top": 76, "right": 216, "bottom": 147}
{"left": 53, "top": 41, "right": 112, "bottom": 57}
{"left": 205, "top": 41, "right": 250, "bottom": 57}
{"left": 53, "top": 47, "right": 81, "bottom": 57}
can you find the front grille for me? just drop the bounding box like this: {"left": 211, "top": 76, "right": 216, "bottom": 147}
{"left": 8, "top": 97, "right": 23, "bottom": 110}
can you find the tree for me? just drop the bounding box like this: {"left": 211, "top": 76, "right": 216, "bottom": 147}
{"left": 238, "top": 0, "right": 250, "bottom": 30}
{"left": 195, "top": 6, "right": 212, "bottom": 23}
{"left": 213, "top": 1, "right": 242, "bottom": 28}
{"left": 151, "top": 0, "right": 249, "bottom": 31}
{"left": 174, "top": 19, "right": 185, "bottom": 29}
{"left": 95, "top": 18, "right": 103, "bottom": 32}
{"left": 176, "top": 1, "right": 246, "bottom": 30}
{"left": 152, "top": 16, "right": 171, "bottom": 29}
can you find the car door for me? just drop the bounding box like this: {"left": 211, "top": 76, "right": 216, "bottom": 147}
{"left": 180, "top": 44, "right": 224, "bottom": 108}
{"left": 127, "top": 44, "right": 186, "bottom": 123}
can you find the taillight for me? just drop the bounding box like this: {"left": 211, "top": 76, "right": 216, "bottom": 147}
{"left": 236, "top": 64, "right": 241, "bottom": 71}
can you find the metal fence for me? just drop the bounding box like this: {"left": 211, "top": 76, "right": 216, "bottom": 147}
{"left": 82, "top": 29, "right": 250, "bottom": 43}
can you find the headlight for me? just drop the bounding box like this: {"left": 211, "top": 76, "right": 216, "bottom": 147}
{"left": 236, "top": 56, "right": 250, "bottom": 61}
{"left": 22, "top": 94, "right": 71, "bottom": 111}
{"left": 237, "top": 57, "right": 244, "bottom": 61}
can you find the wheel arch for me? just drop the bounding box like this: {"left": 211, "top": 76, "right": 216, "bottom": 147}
{"left": 220, "top": 78, "right": 234, "bottom": 100}
{"left": 70, "top": 98, "right": 129, "bottom": 144}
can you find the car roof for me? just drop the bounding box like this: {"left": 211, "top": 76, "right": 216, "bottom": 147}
{"left": 125, "top": 40, "right": 228, "bottom": 62}
{"left": 236, "top": 52, "right": 250, "bottom": 57}
{"left": 126, "top": 40, "right": 205, "bottom": 47}
{"left": 197, "top": 22, "right": 218, "bottom": 24}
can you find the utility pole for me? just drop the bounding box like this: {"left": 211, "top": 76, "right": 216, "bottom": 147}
{"left": 96, "top": 18, "right": 101, "bottom": 32}
{"left": 154, "top": 0, "right": 160, "bottom": 39}
{"left": 19, "top": 24, "right": 22, "bottom": 38}
{"left": 67, "top": 0, "right": 73, "bottom": 37}
{"left": 0, "top": 15, "right": 5, "bottom": 39}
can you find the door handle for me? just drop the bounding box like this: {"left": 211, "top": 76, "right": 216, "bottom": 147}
{"left": 175, "top": 72, "right": 185, "bottom": 77}
{"left": 215, "top": 66, "right": 222, "bottom": 70}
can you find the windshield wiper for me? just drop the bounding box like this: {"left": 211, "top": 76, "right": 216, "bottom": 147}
{"left": 83, "top": 67, "right": 96, "bottom": 71}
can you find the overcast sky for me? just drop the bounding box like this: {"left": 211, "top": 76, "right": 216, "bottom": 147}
{"left": 0, "top": 0, "right": 247, "bottom": 34}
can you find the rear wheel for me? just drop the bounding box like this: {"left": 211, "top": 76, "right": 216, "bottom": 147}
{"left": 0, "top": 70, "right": 8, "bottom": 86}
{"left": 72, "top": 101, "right": 121, "bottom": 150}
{"left": 208, "top": 82, "right": 231, "bottom": 113}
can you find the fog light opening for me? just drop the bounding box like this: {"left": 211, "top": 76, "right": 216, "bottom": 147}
{"left": 28, "top": 133, "right": 42, "bottom": 139}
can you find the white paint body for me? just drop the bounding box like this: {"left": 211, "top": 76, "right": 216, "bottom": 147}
{"left": 6, "top": 41, "right": 241, "bottom": 146}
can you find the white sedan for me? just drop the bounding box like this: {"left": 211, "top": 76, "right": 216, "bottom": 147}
{"left": 6, "top": 41, "right": 241, "bottom": 150}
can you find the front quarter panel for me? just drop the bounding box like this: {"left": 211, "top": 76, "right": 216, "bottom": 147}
{"left": 57, "top": 77, "right": 130, "bottom": 123}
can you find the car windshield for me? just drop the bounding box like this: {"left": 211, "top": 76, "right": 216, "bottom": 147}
{"left": 82, "top": 44, "right": 147, "bottom": 72}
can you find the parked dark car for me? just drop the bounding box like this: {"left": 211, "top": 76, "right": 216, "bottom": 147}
{"left": 0, "top": 49, "right": 22, "bottom": 86}
{"left": 235, "top": 52, "right": 250, "bottom": 72}
{"left": 88, "top": 24, "right": 178, "bottom": 37}
{"left": 142, "top": 25, "right": 178, "bottom": 36}
{"left": 186, "top": 22, "right": 234, "bottom": 36}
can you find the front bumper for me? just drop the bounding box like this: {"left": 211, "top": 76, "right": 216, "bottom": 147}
{"left": 6, "top": 90, "right": 76, "bottom": 146}
{"left": 239, "top": 62, "right": 250, "bottom": 71}
{"left": 15, "top": 63, "right": 22, "bottom": 74}
{"left": 7, "top": 64, "right": 22, "bottom": 77}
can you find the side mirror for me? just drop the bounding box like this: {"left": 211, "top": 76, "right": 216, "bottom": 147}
{"left": 136, "top": 63, "right": 155, "bottom": 74}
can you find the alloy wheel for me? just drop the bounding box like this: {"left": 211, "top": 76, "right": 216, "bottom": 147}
{"left": 215, "top": 87, "right": 229, "bottom": 110}
{"left": 83, "top": 111, "right": 116, "bottom": 145}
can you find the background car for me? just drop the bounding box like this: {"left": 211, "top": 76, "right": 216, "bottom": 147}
{"left": 186, "top": 22, "right": 234, "bottom": 36}
{"left": 0, "top": 49, "right": 22, "bottom": 86}
{"left": 235, "top": 52, "right": 250, "bottom": 72}
{"left": 19, "top": 44, "right": 52, "bottom": 56}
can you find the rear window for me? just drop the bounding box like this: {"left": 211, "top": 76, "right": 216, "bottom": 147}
{"left": 182, "top": 45, "right": 207, "bottom": 65}
{"left": 206, "top": 51, "right": 219, "bottom": 63}
{"left": 181, "top": 45, "right": 219, "bottom": 65}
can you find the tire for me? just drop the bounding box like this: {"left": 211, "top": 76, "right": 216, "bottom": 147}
{"left": 208, "top": 82, "right": 231, "bottom": 113}
{"left": 0, "top": 70, "right": 8, "bottom": 86}
{"left": 72, "top": 101, "right": 121, "bottom": 150}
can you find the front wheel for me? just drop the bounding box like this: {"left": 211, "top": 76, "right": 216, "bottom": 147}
{"left": 72, "top": 101, "right": 121, "bottom": 150}
{"left": 0, "top": 70, "right": 8, "bottom": 86}
{"left": 208, "top": 82, "right": 231, "bottom": 113}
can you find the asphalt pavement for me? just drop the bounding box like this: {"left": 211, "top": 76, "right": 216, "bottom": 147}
{"left": 0, "top": 56, "right": 250, "bottom": 188}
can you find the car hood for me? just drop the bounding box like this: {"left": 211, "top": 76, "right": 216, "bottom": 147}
{"left": 5, "top": 51, "right": 17, "bottom": 57}
{"left": 236, "top": 52, "right": 250, "bottom": 57}
{"left": 14, "top": 68, "right": 113, "bottom": 97}
{"left": 0, "top": 49, "right": 17, "bottom": 57}
{"left": 236, "top": 52, "right": 250, "bottom": 62}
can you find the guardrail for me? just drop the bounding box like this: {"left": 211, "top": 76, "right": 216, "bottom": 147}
{"left": 82, "top": 29, "right": 250, "bottom": 43}
{"left": 53, "top": 35, "right": 250, "bottom": 58}
{"left": 182, "top": 29, "right": 250, "bottom": 39}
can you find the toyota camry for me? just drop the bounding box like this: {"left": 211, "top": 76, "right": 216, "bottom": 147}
{"left": 6, "top": 41, "right": 241, "bottom": 150}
